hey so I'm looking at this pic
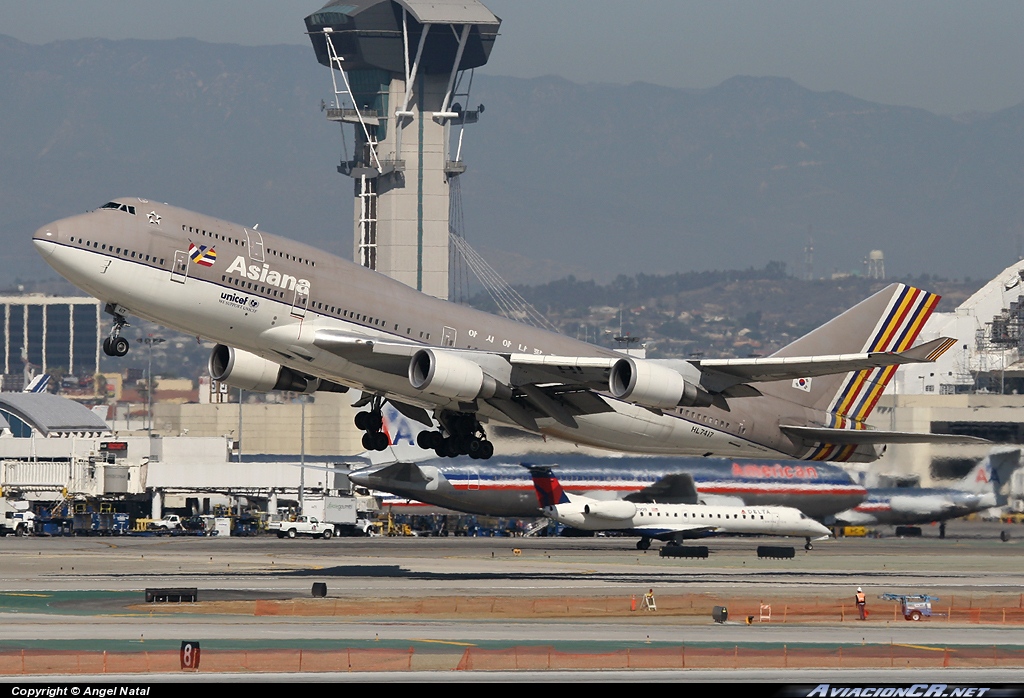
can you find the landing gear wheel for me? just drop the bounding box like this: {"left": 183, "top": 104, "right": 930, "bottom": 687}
{"left": 354, "top": 411, "right": 369, "bottom": 430}
{"left": 372, "top": 431, "right": 389, "bottom": 451}
{"left": 804, "top": 538, "right": 813, "bottom": 551}
{"left": 102, "top": 304, "right": 131, "bottom": 357}
{"left": 361, "top": 432, "right": 376, "bottom": 451}
{"left": 636, "top": 537, "right": 651, "bottom": 551}
{"left": 442, "top": 438, "right": 461, "bottom": 458}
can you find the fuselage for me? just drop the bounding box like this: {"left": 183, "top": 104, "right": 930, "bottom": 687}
{"left": 544, "top": 498, "right": 832, "bottom": 541}
{"left": 33, "top": 198, "right": 876, "bottom": 461}
{"left": 350, "top": 454, "right": 867, "bottom": 520}
{"left": 835, "top": 488, "right": 996, "bottom": 526}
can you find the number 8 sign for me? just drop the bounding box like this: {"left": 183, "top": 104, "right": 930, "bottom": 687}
{"left": 180, "top": 641, "right": 201, "bottom": 670}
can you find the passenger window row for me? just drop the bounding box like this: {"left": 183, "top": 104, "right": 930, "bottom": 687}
{"left": 69, "top": 236, "right": 164, "bottom": 266}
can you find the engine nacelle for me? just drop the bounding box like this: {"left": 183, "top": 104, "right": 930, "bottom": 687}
{"left": 409, "top": 348, "right": 510, "bottom": 400}
{"left": 209, "top": 344, "right": 320, "bottom": 393}
{"left": 583, "top": 500, "right": 638, "bottom": 520}
{"left": 609, "top": 357, "right": 713, "bottom": 409}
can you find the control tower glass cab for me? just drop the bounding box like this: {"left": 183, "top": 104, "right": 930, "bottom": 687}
{"left": 305, "top": 0, "right": 500, "bottom": 300}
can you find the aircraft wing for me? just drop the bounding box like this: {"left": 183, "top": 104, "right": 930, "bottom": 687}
{"left": 694, "top": 337, "right": 957, "bottom": 392}
{"left": 309, "top": 328, "right": 957, "bottom": 428}
{"left": 780, "top": 425, "right": 990, "bottom": 445}
{"left": 312, "top": 329, "right": 618, "bottom": 429}
{"left": 633, "top": 524, "right": 721, "bottom": 540}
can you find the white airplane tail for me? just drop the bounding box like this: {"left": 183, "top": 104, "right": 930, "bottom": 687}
{"left": 23, "top": 373, "right": 51, "bottom": 393}
{"left": 957, "top": 448, "right": 1021, "bottom": 503}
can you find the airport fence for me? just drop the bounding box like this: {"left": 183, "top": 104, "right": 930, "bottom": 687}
{"left": 0, "top": 648, "right": 415, "bottom": 675}
{"left": 454, "top": 645, "right": 1024, "bottom": 671}
{"left": 3, "top": 644, "right": 1024, "bottom": 675}
{"left": 243, "top": 593, "right": 1024, "bottom": 624}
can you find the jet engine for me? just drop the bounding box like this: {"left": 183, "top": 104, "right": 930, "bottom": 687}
{"left": 609, "top": 357, "right": 713, "bottom": 409}
{"left": 209, "top": 344, "right": 345, "bottom": 394}
{"left": 408, "top": 348, "right": 510, "bottom": 400}
{"left": 582, "top": 500, "right": 637, "bottom": 520}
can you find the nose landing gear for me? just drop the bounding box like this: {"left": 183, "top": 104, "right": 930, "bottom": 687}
{"left": 102, "top": 304, "right": 130, "bottom": 357}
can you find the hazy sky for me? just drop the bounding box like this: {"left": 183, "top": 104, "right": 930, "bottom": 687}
{"left": 2, "top": 1, "right": 1024, "bottom": 114}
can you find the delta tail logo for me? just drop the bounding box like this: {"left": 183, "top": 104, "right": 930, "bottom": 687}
{"left": 188, "top": 242, "right": 217, "bottom": 267}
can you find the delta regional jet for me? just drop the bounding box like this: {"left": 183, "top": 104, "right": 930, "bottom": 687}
{"left": 531, "top": 467, "right": 833, "bottom": 551}
{"left": 34, "top": 198, "right": 979, "bottom": 461}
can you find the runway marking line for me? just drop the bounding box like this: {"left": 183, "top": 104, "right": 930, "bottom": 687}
{"left": 0, "top": 593, "right": 51, "bottom": 598}
{"left": 893, "top": 643, "right": 947, "bottom": 652}
{"left": 410, "top": 639, "right": 476, "bottom": 647}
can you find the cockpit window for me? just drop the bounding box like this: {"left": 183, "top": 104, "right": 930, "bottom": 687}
{"left": 100, "top": 202, "right": 136, "bottom": 215}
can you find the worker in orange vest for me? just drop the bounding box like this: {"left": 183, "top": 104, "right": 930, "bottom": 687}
{"left": 855, "top": 587, "right": 867, "bottom": 620}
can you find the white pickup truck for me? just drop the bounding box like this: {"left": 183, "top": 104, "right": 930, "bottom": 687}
{"left": 271, "top": 515, "right": 333, "bottom": 539}
{"left": 148, "top": 514, "right": 183, "bottom": 531}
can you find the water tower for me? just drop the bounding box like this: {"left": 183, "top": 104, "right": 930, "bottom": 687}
{"left": 305, "top": 1, "right": 500, "bottom": 299}
{"left": 866, "top": 250, "right": 885, "bottom": 280}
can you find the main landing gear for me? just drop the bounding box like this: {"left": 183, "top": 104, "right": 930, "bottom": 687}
{"left": 636, "top": 537, "right": 652, "bottom": 551}
{"left": 354, "top": 395, "right": 389, "bottom": 452}
{"left": 102, "top": 304, "right": 130, "bottom": 357}
{"left": 416, "top": 411, "right": 494, "bottom": 460}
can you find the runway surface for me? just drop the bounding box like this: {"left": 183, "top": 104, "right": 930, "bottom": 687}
{"left": 0, "top": 519, "right": 1021, "bottom": 681}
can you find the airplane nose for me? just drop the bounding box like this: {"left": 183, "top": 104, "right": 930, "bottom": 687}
{"left": 32, "top": 223, "right": 58, "bottom": 258}
{"left": 348, "top": 469, "right": 374, "bottom": 487}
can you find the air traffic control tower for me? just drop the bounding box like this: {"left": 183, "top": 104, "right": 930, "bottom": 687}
{"left": 304, "top": 0, "right": 500, "bottom": 300}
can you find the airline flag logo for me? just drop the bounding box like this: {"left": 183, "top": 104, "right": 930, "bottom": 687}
{"left": 793, "top": 377, "right": 813, "bottom": 392}
{"left": 188, "top": 243, "right": 217, "bottom": 267}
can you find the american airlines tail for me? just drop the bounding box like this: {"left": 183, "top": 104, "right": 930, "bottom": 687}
{"left": 529, "top": 467, "right": 571, "bottom": 508}
{"left": 957, "top": 448, "right": 1021, "bottom": 503}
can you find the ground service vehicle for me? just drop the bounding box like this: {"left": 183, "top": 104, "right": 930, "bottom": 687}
{"left": 273, "top": 515, "right": 333, "bottom": 539}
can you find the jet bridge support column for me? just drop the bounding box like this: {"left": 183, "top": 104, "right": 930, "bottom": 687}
{"left": 150, "top": 489, "right": 163, "bottom": 521}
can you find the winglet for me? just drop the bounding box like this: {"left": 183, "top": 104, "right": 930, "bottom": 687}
{"left": 887, "top": 336, "right": 957, "bottom": 363}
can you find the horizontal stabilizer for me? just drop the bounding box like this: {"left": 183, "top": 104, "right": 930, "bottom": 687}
{"left": 781, "top": 425, "right": 989, "bottom": 445}
{"left": 696, "top": 337, "right": 958, "bottom": 391}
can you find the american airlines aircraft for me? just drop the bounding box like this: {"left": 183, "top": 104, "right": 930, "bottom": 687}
{"left": 835, "top": 448, "right": 1020, "bottom": 535}
{"left": 531, "top": 467, "right": 833, "bottom": 550}
{"left": 34, "top": 198, "right": 974, "bottom": 462}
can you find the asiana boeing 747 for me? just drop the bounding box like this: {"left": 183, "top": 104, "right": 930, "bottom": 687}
{"left": 34, "top": 197, "right": 982, "bottom": 461}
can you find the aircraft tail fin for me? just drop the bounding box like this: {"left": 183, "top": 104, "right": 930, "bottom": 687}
{"left": 23, "top": 373, "right": 50, "bottom": 393}
{"left": 761, "top": 284, "right": 940, "bottom": 459}
{"left": 958, "top": 448, "right": 1021, "bottom": 502}
{"left": 528, "top": 466, "right": 571, "bottom": 508}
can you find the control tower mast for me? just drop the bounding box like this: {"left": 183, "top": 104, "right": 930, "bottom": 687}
{"left": 305, "top": 0, "right": 500, "bottom": 300}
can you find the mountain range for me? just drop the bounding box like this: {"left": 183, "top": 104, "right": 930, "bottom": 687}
{"left": 2, "top": 35, "right": 1023, "bottom": 287}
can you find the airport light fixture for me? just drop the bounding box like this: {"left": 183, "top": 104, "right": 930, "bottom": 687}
{"left": 137, "top": 335, "right": 165, "bottom": 431}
